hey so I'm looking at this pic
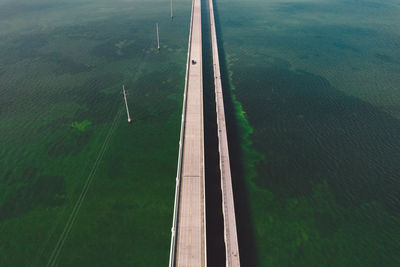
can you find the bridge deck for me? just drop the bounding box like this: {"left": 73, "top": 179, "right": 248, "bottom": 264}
{"left": 208, "top": 0, "right": 240, "bottom": 265}
{"left": 171, "top": 0, "right": 206, "bottom": 266}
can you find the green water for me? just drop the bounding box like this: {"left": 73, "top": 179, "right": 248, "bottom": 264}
{"left": 214, "top": 0, "right": 400, "bottom": 265}
{"left": 1, "top": 0, "right": 400, "bottom": 266}
{"left": 0, "top": 0, "right": 191, "bottom": 265}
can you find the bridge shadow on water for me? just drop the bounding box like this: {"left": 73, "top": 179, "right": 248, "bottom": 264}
{"left": 203, "top": 0, "right": 259, "bottom": 266}
{"left": 202, "top": 0, "right": 226, "bottom": 266}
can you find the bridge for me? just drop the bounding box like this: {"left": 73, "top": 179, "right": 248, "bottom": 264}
{"left": 169, "top": 0, "right": 240, "bottom": 266}
{"left": 208, "top": 0, "right": 240, "bottom": 264}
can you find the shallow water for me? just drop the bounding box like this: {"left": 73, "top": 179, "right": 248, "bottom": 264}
{"left": 214, "top": 0, "right": 400, "bottom": 265}
{"left": 1, "top": 0, "right": 399, "bottom": 266}
{"left": 0, "top": 0, "right": 191, "bottom": 265}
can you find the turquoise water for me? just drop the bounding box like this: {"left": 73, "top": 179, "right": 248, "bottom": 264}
{"left": 214, "top": 0, "right": 400, "bottom": 265}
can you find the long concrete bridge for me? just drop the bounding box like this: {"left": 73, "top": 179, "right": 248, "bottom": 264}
{"left": 208, "top": 0, "right": 240, "bottom": 264}
{"left": 169, "top": 0, "right": 240, "bottom": 266}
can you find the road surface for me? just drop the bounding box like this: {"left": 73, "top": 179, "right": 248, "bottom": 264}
{"left": 169, "top": 0, "right": 206, "bottom": 266}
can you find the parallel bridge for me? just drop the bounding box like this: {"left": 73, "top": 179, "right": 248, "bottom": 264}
{"left": 169, "top": 0, "right": 240, "bottom": 266}
{"left": 208, "top": 0, "right": 241, "bottom": 265}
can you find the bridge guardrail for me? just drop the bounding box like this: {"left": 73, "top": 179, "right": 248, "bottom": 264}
{"left": 168, "top": 0, "right": 196, "bottom": 265}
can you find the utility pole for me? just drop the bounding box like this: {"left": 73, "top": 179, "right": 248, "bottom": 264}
{"left": 156, "top": 23, "right": 160, "bottom": 51}
{"left": 122, "top": 85, "right": 132, "bottom": 123}
{"left": 170, "top": 0, "right": 174, "bottom": 20}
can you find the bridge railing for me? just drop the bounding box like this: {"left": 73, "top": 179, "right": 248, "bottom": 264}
{"left": 168, "top": 0, "right": 196, "bottom": 265}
